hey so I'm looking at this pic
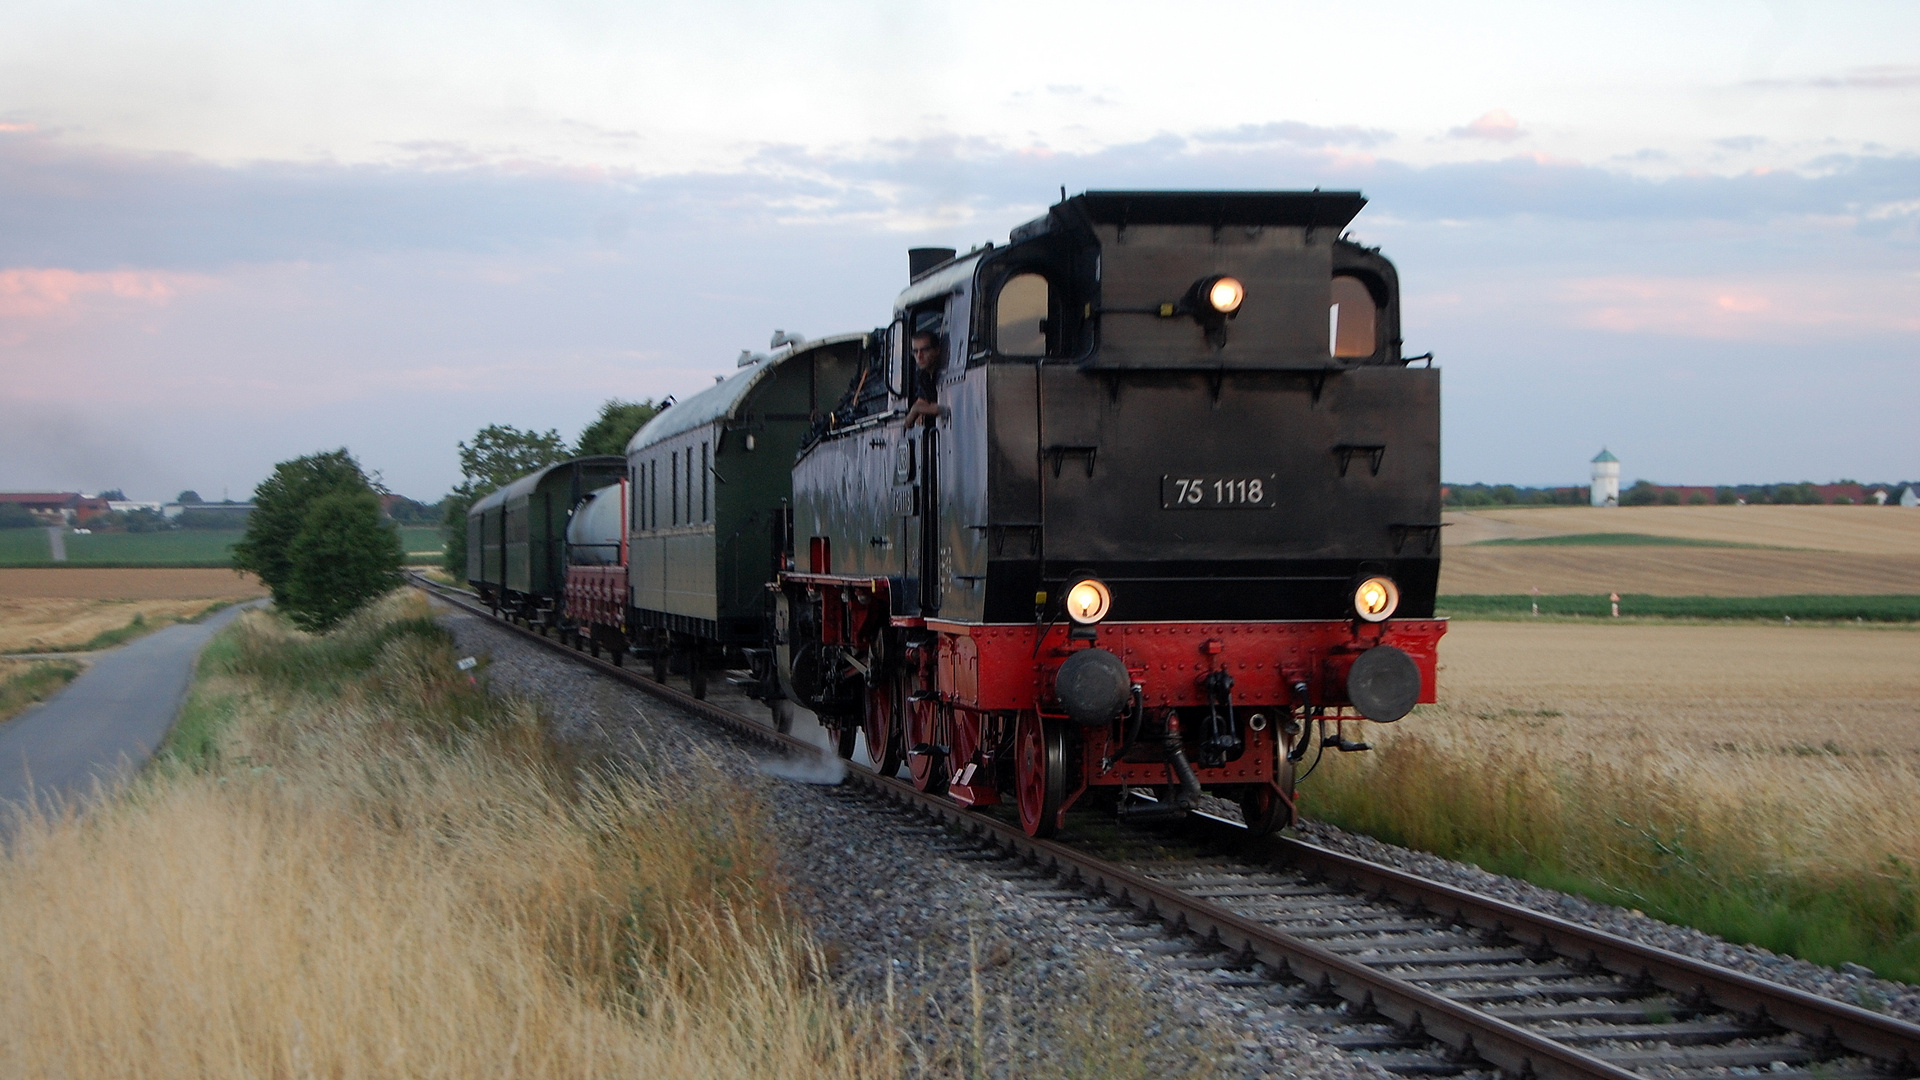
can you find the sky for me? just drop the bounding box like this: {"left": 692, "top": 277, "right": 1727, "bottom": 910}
{"left": 2, "top": 0, "right": 1916, "bottom": 500}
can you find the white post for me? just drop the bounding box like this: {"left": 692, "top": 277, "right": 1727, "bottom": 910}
{"left": 46, "top": 525, "right": 66, "bottom": 563}
{"left": 1610, "top": 592, "right": 1620, "bottom": 618}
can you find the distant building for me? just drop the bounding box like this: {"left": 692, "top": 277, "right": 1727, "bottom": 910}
{"left": 1590, "top": 449, "right": 1620, "bottom": 507}
{"left": 163, "top": 501, "right": 254, "bottom": 523}
{"left": 1902, "top": 486, "right": 1918, "bottom": 508}
{"left": 0, "top": 492, "right": 111, "bottom": 525}
{"left": 106, "top": 500, "right": 164, "bottom": 514}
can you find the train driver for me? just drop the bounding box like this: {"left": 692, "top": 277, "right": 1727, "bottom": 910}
{"left": 903, "top": 331, "right": 948, "bottom": 428}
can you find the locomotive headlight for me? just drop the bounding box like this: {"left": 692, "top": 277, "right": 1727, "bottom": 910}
{"left": 1065, "top": 579, "right": 1112, "bottom": 625}
{"left": 1353, "top": 576, "right": 1399, "bottom": 622}
{"left": 1205, "top": 276, "right": 1245, "bottom": 314}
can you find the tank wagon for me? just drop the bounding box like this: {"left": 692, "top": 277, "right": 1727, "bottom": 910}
{"left": 624, "top": 333, "right": 867, "bottom": 701}
{"left": 778, "top": 190, "right": 1447, "bottom": 837}
{"left": 466, "top": 456, "right": 626, "bottom": 629}
{"left": 562, "top": 480, "right": 629, "bottom": 661}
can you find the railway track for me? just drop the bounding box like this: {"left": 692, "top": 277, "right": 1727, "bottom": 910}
{"left": 414, "top": 575, "right": 1920, "bottom": 1080}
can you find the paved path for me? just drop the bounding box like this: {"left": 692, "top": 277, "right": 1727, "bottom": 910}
{"left": 0, "top": 602, "right": 259, "bottom": 815}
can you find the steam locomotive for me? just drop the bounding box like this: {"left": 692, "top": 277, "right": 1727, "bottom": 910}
{"left": 470, "top": 190, "right": 1446, "bottom": 838}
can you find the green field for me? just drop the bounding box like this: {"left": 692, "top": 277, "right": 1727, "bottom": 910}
{"left": 0, "top": 526, "right": 445, "bottom": 568}
{"left": 1438, "top": 593, "right": 1920, "bottom": 622}
{"left": 1470, "top": 532, "right": 1777, "bottom": 548}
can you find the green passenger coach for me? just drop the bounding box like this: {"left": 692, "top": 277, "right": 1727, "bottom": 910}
{"left": 625, "top": 333, "right": 866, "bottom": 696}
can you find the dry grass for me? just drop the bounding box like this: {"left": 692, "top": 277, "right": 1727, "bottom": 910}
{"left": 0, "top": 595, "right": 898, "bottom": 1079}
{"left": 1305, "top": 620, "right": 1920, "bottom": 979}
{"left": 0, "top": 567, "right": 268, "bottom": 600}
{"left": 0, "top": 598, "right": 235, "bottom": 653}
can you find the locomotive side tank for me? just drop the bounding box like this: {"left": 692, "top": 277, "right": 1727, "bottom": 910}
{"left": 783, "top": 190, "right": 1446, "bottom": 837}
{"left": 625, "top": 334, "right": 865, "bottom": 698}
{"left": 466, "top": 456, "right": 626, "bottom": 629}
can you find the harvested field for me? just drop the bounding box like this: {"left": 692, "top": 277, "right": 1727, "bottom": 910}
{"left": 0, "top": 568, "right": 267, "bottom": 600}
{"left": 1441, "top": 507, "right": 1920, "bottom": 596}
{"left": 0, "top": 599, "right": 232, "bottom": 654}
{"left": 1444, "top": 505, "right": 1920, "bottom": 553}
{"left": 1438, "top": 547, "right": 1920, "bottom": 596}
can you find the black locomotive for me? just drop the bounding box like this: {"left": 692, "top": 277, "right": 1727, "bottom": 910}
{"left": 470, "top": 190, "right": 1446, "bottom": 838}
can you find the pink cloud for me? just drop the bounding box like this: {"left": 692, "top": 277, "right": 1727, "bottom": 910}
{"left": 1559, "top": 275, "right": 1920, "bottom": 339}
{"left": 1450, "top": 109, "right": 1524, "bottom": 142}
{"left": 0, "top": 122, "right": 36, "bottom": 133}
{"left": 0, "top": 268, "right": 209, "bottom": 321}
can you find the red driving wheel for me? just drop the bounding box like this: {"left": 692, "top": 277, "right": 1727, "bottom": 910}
{"left": 864, "top": 677, "right": 905, "bottom": 778}
{"left": 906, "top": 692, "right": 946, "bottom": 794}
{"left": 1015, "top": 711, "right": 1066, "bottom": 838}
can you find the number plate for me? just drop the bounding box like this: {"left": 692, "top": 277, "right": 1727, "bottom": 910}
{"left": 1160, "top": 475, "right": 1277, "bottom": 509}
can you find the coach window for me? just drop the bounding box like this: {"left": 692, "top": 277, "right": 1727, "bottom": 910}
{"left": 1331, "top": 274, "right": 1378, "bottom": 358}
{"left": 995, "top": 272, "right": 1050, "bottom": 357}
{"left": 650, "top": 460, "right": 659, "bottom": 529}
{"left": 632, "top": 469, "right": 642, "bottom": 532}
{"left": 701, "top": 442, "right": 710, "bottom": 522}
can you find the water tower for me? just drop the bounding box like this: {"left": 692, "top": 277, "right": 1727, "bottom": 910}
{"left": 1591, "top": 448, "right": 1620, "bottom": 507}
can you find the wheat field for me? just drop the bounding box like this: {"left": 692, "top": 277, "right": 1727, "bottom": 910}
{"left": 1305, "top": 618, "right": 1920, "bottom": 976}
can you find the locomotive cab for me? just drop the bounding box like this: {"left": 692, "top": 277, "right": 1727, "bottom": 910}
{"left": 786, "top": 191, "right": 1446, "bottom": 838}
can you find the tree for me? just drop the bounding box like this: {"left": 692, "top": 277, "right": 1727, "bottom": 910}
{"left": 1620, "top": 479, "right": 1659, "bottom": 506}
{"left": 98, "top": 489, "right": 126, "bottom": 501}
{"left": 576, "top": 398, "right": 659, "bottom": 457}
{"left": 233, "top": 449, "right": 375, "bottom": 606}
{"left": 283, "top": 490, "right": 404, "bottom": 631}
{"left": 177, "top": 490, "right": 203, "bottom": 504}
{"left": 0, "top": 505, "right": 39, "bottom": 529}
{"left": 442, "top": 424, "right": 573, "bottom": 575}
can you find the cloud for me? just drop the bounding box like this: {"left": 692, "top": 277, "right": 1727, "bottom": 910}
{"left": 1193, "top": 121, "right": 1394, "bottom": 149}
{"left": 0, "top": 267, "right": 206, "bottom": 320}
{"left": 1556, "top": 275, "right": 1920, "bottom": 339}
{"left": 1449, "top": 109, "right": 1523, "bottom": 142}
{"left": 1744, "top": 65, "right": 1920, "bottom": 91}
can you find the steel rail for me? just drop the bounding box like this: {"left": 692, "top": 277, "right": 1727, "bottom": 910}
{"left": 412, "top": 576, "right": 1920, "bottom": 1079}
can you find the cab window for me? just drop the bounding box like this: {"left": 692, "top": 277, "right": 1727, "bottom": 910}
{"left": 1331, "top": 274, "right": 1377, "bottom": 358}
{"left": 995, "top": 273, "right": 1050, "bottom": 357}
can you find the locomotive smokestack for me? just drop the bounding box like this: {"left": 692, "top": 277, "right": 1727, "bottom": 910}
{"left": 908, "top": 247, "right": 956, "bottom": 281}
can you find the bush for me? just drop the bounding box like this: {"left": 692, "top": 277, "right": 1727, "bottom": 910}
{"left": 283, "top": 490, "right": 404, "bottom": 632}
{"left": 233, "top": 449, "right": 375, "bottom": 606}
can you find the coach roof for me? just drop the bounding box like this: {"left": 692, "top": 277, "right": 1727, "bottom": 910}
{"left": 627, "top": 333, "right": 869, "bottom": 454}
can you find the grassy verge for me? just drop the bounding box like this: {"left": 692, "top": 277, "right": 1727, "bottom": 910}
{"left": 1300, "top": 724, "right": 1920, "bottom": 986}
{"left": 0, "top": 660, "right": 84, "bottom": 722}
{"left": 0, "top": 594, "right": 897, "bottom": 1077}
{"left": 1438, "top": 593, "right": 1920, "bottom": 622}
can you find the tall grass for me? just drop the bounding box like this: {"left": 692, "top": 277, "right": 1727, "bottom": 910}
{"left": 1302, "top": 721, "right": 1920, "bottom": 983}
{"left": 0, "top": 594, "right": 896, "bottom": 1078}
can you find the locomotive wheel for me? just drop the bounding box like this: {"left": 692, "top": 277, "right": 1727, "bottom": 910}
{"left": 1239, "top": 759, "right": 1297, "bottom": 838}
{"left": 835, "top": 724, "right": 858, "bottom": 760}
{"left": 863, "top": 680, "right": 905, "bottom": 779}
{"left": 1015, "top": 712, "right": 1066, "bottom": 838}
{"left": 906, "top": 697, "right": 947, "bottom": 794}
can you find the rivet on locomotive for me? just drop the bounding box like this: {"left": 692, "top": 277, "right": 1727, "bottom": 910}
{"left": 472, "top": 189, "right": 1446, "bottom": 840}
